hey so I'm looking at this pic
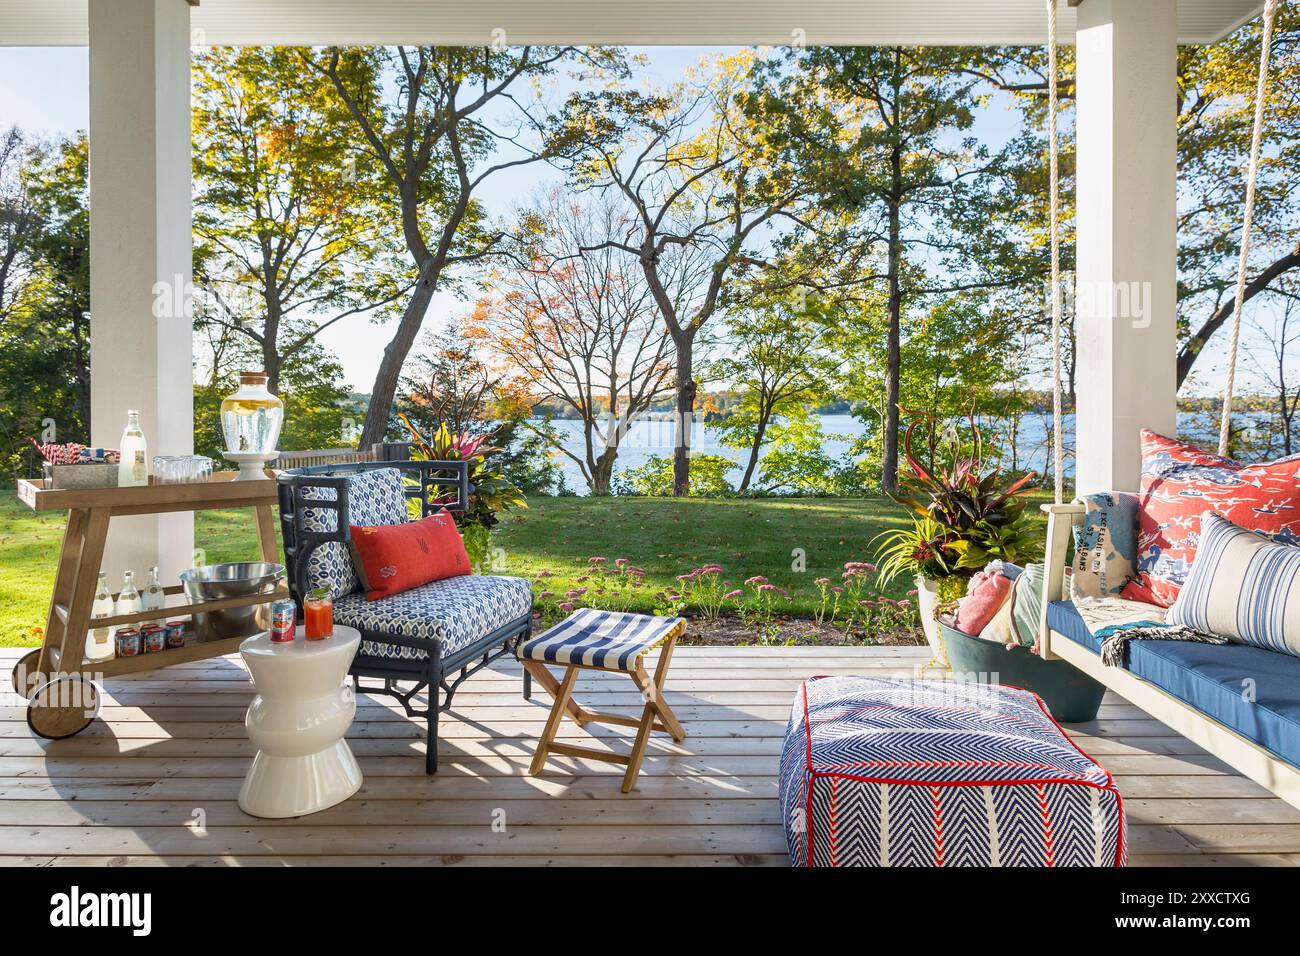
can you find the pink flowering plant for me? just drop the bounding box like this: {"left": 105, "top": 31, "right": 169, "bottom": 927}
{"left": 585, "top": 556, "right": 647, "bottom": 612}
{"left": 669, "top": 564, "right": 737, "bottom": 620}
{"left": 525, "top": 549, "right": 921, "bottom": 647}
{"left": 740, "top": 575, "right": 791, "bottom": 627}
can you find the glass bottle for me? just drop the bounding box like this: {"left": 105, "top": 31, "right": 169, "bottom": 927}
{"left": 142, "top": 566, "right": 165, "bottom": 612}
{"left": 220, "top": 371, "right": 284, "bottom": 455}
{"left": 85, "top": 572, "right": 115, "bottom": 663}
{"left": 118, "top": 409, "right": 148, "bottom": 487}
{"left": 115, "top": 571, "right": 142, "bottom": 617}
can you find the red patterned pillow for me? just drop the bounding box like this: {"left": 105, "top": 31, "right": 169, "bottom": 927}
{"left": 348, "top": 509, "right": 471, "bottom": 600}
{"left": 1120, "top": 430, "right": 1300, "bottom": 607}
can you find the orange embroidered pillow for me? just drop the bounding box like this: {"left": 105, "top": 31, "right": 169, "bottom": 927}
{"left": 348, "top": 509, "right": 471, "bottom": 600}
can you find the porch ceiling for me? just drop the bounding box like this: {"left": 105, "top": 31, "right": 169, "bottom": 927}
{"left": 0, "top": 0, "right": 1267, "bottom": 47}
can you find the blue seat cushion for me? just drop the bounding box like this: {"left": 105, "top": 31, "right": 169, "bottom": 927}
{"left": 1048, "top": 600, "right": 1300, "bottom": 768}
{"left": 334, "top": 574, "right": 533, "bottom": 661}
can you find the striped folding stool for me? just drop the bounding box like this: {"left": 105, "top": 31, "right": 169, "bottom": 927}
{"left": 518, "top": 608, "right": 686, "bottom": 792}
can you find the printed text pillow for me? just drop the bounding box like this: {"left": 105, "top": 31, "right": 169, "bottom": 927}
{"left": 348, "top": 509, "right": 471, "bottom": 601}
{"left": 1121, "top": 430, "right": 1300, "bottom": 607}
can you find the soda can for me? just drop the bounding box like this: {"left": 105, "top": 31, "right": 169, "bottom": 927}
{"left": 270, "top": 599, "right": 297, "bottom": 643}
{"left": 141, "top": 624, "right": 166, "bottom": 654}
{"left": 164, "top": 620, "right": 187, "bottom": 648}
{"left": 115, "top": 627, "right": 141, "bottom": 657}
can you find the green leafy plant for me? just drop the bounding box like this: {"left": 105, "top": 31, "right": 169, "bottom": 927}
{"left": 881, "top": 406, "right": 1043, "bottom": 573}
{"left": 874, "top": 516, "right": 963, "bottom": 586}
{"left": 398, "top": 413, "right": 526, "bottom": 529}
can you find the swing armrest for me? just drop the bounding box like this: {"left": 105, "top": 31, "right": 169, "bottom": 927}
{"left": 1037, "top": 502, "right": 1085, "bottom": 660}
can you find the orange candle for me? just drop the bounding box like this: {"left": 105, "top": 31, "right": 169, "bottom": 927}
{"left": 304, "top": 593, "right": 333, "bottom": 640}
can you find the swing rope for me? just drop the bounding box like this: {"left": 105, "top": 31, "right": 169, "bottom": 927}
{"left": 1045, "top": 0, "right": 1283, "bottom": 488}
{"left": 1218, "top": 0, "right": 1283, "bottom": 457}
{"left": 1046, "top": 0, "right": 1064, "bottom": 504}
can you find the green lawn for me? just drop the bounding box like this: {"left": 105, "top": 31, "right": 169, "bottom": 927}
{"left": 0, "top": 493, "right": 273, "bottom": 647}
{"left": 1, "top": 490, "right": 1049, "bottom": 647}
{"left": 492, "top": 496, "right": 919, "bottom": 621}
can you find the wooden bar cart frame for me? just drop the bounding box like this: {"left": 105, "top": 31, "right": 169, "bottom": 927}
{"left": 11, "top": 473, "right": 284, "bottom": 739}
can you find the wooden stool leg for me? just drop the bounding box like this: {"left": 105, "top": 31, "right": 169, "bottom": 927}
{"left": 522, "top": 660, "right": 587, "bottom": 725}
{"left": 650, "top": 634, "right": 685, "bottom": 741}
{"left": 622, "top": 697, "right": 657, "bottom": 793}
{"left": 530, "top": 665, "right": 578, "bottom": 776}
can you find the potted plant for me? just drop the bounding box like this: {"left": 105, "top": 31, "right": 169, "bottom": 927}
{"left": 875, "top": 407, "right": 1042, "bottom": 663}
{"left": 398, "top": 413, "right": 527, "bottom": 569}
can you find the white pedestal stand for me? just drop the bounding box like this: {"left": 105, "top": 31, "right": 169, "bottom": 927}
{"left": 223, "top": 450, "right": 280, "bottom": 481}
{"left": 238, "top": 624, "right": 362, "bottom": 818}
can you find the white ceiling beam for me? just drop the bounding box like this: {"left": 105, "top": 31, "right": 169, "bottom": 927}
{"left": 0, "top": 0, "right": 1267, "bottom": 47}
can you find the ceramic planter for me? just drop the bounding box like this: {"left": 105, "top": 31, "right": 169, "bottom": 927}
{"left": 914, "top": 574, "right": 949, "bottom": 667}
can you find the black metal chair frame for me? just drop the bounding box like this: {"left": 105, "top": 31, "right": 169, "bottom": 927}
{"left": 276, "top": 459, "right": 532, "bottom": 775}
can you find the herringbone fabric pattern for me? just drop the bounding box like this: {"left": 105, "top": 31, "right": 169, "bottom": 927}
{"left": 779, "top": 676, "right": 1126, "bottom": 867}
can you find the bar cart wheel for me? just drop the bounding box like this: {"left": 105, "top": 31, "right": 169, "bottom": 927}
{"left": 10, "top": 649, "right": 45, "bottom": 702}
{"left": 26, "top": 675, "right": 99, "bottom": 740}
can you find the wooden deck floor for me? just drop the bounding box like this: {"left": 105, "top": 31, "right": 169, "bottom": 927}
{"left": 2, "top": 644, "right": 1299, "bottom": 866}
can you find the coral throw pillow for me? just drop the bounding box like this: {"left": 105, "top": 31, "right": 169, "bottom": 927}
{"left": 1121, "top": 430, "right": 1300, "bottom": 607}
{"left": 955, "top": 566, "right": 1012, "bottom": 635}
{"left": 349, "top": 509, "right": 471, "bottom": 600}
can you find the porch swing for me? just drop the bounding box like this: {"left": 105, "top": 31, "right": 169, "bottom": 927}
{"left": 1035, "top": 0, "right": 1300, "bottom": 809}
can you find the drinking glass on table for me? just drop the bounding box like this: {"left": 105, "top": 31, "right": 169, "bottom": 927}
{"left": 304, "top": 589, "right": 334, "bottom": 640}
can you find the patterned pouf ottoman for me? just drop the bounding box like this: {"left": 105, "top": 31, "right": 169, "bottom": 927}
{"left": 779, "top": 677, "right": 1126, "bottom": 867}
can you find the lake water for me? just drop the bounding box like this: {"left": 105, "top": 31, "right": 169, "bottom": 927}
{"left": 537, "top": 412, "right": 1079, "bottom": 494}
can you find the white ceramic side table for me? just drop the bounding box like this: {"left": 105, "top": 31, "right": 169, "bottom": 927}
{"left": 238, "top": 624, "right": 362, "bottom": 818}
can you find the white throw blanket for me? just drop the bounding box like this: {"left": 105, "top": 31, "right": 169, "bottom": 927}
{"left": 1073, "top": 596, "right": 1227, "bottom": 667}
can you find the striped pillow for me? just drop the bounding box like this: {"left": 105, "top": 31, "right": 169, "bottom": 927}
{"left": 1167, "top": 511, "right": 1300, "bottom": 657}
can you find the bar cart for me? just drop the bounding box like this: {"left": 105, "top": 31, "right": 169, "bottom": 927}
{"left": 11, "top": 473, "right": 284, "bottom": 738}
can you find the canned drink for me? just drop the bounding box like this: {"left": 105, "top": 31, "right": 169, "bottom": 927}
{"left": 269, "top": 599, "right": 297, "bottom": 643}
{"left": 115, "top": 627, "right": 141, "bottom": 657}
{"left": 141, "top": 624, "right": 166, "bottom": 654}
{"left": 164, "top": 620, "right": 187, "bottom": 648}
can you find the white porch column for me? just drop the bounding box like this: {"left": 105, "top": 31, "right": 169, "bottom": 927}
{"left": 1072, "top": 0, "right": 1179, "bottom": 495}
{"left": 89, "top": 0, "right": 194, "bottom": 582}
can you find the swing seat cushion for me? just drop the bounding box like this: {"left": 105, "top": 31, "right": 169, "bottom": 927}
{"left": 779, "top": 676, "right": 1126, "bottom": 867}
{"left": 1048, "top": 600, "right": 1300, "bottom": 770}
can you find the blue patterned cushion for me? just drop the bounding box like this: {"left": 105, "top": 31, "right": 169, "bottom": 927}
{"left": 302, "top": 468, "right": 410, "bottom": 599}
{"left": 334, "top": 574, "right": 533, "bottom": 659}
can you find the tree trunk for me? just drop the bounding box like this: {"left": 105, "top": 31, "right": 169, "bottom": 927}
{"left": 739, "top": 412, "right": 769, "bottom": 493}
{"left": 360, "top": 259, "right": 436, "bottom": 447}
{"left": 881, "top": 186, "right": 903, "bottom": 494}
{"left": 672, "top": 333, "right": 696, "bottom": 497}
{"left": 262, "top": 339, "right": 283, "bottom": 396}
{"left": 591, "top": 447, "right": 617, "bottom": 495}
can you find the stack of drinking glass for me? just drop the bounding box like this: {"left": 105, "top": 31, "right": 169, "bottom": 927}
{"left": 152, "top": 455, "right": 214, "bottom": 483}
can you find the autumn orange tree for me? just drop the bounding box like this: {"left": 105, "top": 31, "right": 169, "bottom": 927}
{"left": 474, "top": 188, "right": 680, "bottom": 494}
